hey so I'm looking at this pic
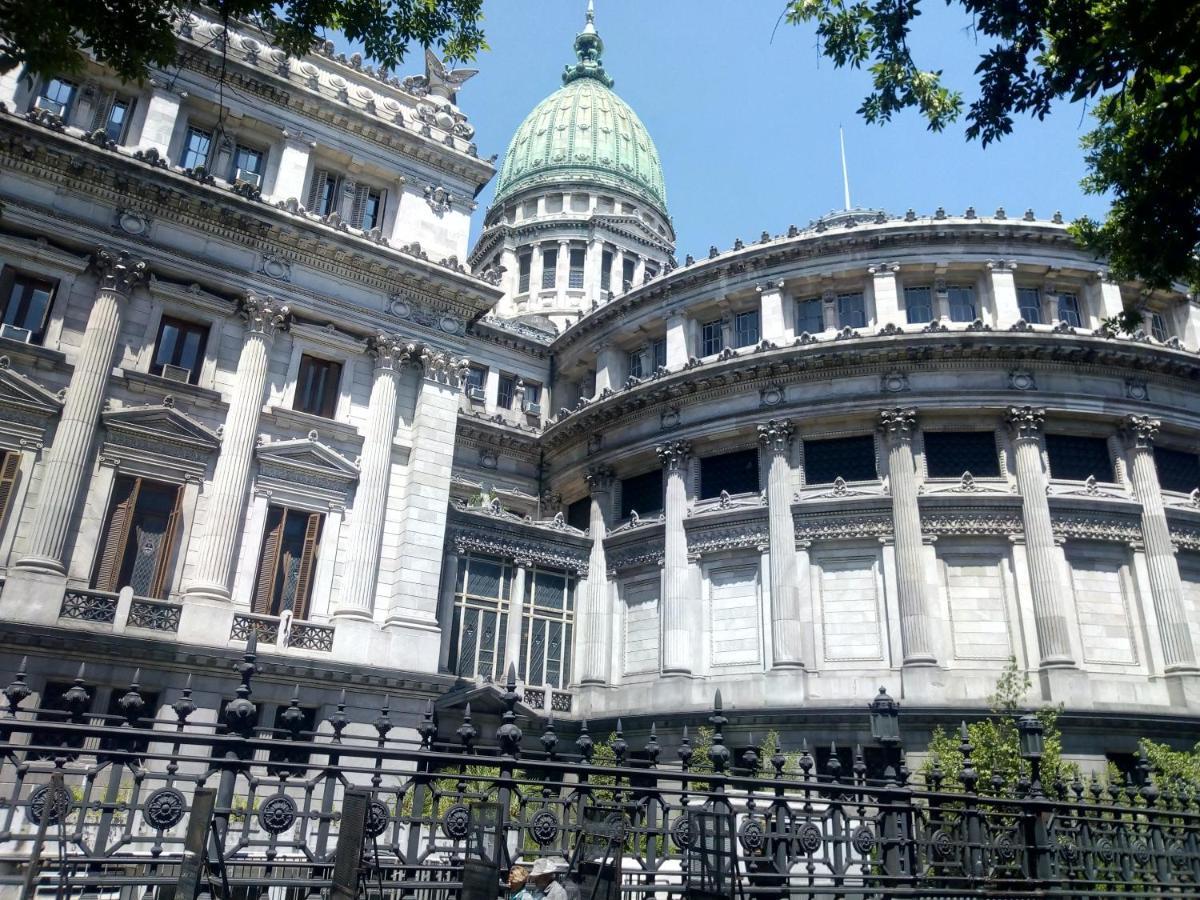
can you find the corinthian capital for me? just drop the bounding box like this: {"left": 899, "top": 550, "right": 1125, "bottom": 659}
{"left": 420, "top": 346, "right": 470, "bottom": 386}
{"left": 1006, "top": 405, "right": 1046, "bottom": 441}
{"left": 239, "top": 293, "right": 291, "bottom": 336}
{"left": 879, "top": 407, "right": 918, "bottom": 444}
{"left": 91, "top": 248, "right": 149, "bottom": 296}
{"left": 757, "top": 419, "right": 795, "bottom": 453}
{"left": 1123, "top": 414, "right": 1160, "bottom": 449}
{"left": 656, "top": 439, "right": 692, "bottom": 471}
{"left": 368, "top": 333, "right": 421, "bottom": 372}
{"left": 584, "top": 464, "right": 615, "bottom": 493}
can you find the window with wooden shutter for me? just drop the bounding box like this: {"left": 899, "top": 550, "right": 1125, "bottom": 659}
{"left": 92, "top": 476, "right": 141, "bottom": 593}
{"left": 290, "top": 513, "right": 322, "bottom": 620}
{"left": 253, "top": 506, "right": 324, "bottom": 618}
{"left": 253, "top": 506, "right": 286, "bottom": 614}
{"left": 305, "top": 167, "right": 327, "bottom": 210}
{"left": 0, "top": 450, "right": 21, "bottom": 529}
{"left": 92, "top": 476, "right": 183, "bottom": 598}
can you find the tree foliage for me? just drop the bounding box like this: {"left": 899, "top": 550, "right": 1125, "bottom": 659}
{"left": 0, "top": 0, "right": 485, "bottom": 83}
{"left": 786, "top": 1, "right": 1200, "bottom": 290}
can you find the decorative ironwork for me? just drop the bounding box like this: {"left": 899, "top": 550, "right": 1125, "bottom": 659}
{"left": 529, "top": 808, "right": 560, "bottom": 846}
{"left": 550, "top": 690, "right": 572, "bottom": 712}
{"left": 127, "top": 598, "right": 182, "bottom": 632}
{"left": 59, "top": 589, "right": 117, "bottom": 623}
{"left": 258, "top": 793, "right": 298, "bottom": 834}
{"left": 230, "top": 613, "right": 279, "bottom": 643}
{"left": 144, "top": 786, "right": 186, "bottom": 829}
{"left": 28, "top": 783, "right": 71, "bottom": 825}
{"left": 523, "top": 687, "right": 545, "bottom": 708}
{"left": 288, "top": 620, "right": 334, "bottom": 651}
{"left": 364, "top": 798, "right": 390, "bottom": 838}
{"left": 442, "top": 803, "right": 470, "bottom": 840}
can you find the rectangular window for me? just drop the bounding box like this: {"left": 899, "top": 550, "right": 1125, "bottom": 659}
{"left": 1017, "top": 287, "right": 1043, "bottom": 324}
{"left": 803, "top": 435, "right": 877, "bottom": 484}
{"left": 253, "top": 506, "right": 323, "bottom": 619}
{"left": 181, "top": 126, "right": 212, "bottom": 170}
{"left": 35, "top": 78, "right": 76, "bottom": 118}
{"left": 1151, "top": 312, "right": 1169, "bottom": 342}
{"left": 0, "top": 450, "right": 20, "bottom": 529}
{"left": 518, "top": 253, "right": 532, "bottom": 293}
{"left": 701, "top": 319, "right": 724, "bottom": 356}
{"left": 947, "top": 285, "right": 977, "bottom": 322}
{"left": 497, "top": 373, "right": 517, "bottom": 409}
{"left": 569, "top": 248, "right": 586, "bottom": 289}
{"left": 565, "top": 496, "right": 591, "bottom": 532}
{"left": 152, "top": 316, "right": 207, "bottom": 384}
{"left": 29, "top": 680, "right": 90, "bottom": 761}
{"left": 541, "top": 248, "right": 558, "bottom": 289}
{"left": 0, "top": 267, "right": 56, "bottom": 344}
{"left": 923, "top": 431, "right": 1000, "bottom": 479}
{"left": 734, "top": 310, "right": 760, "bottom": 347}
{"left": 622, "top": 257, "right": 636, "bottom": 291}
{"left": 904, "top": 286, "right": 933, "bottom": 324}
{"left": 1045, "top": 434, "right": 1114, "bottom": 482}
{"left": 1057, "top": 292, "right": 1082, "bottom": 328}
{"left": 306, "top": 169, "right": 341, "bottom": 217}
{"left": 601, "top": 250, "right": 613, "bottom": 291}
{"left": 350, "top": 184, "right": 385, "bottom": 231}
{"left": 519, "top": 567, "right": 575, "bottom": 688}
{"left": 1154, "top": 446, "right": 1200, "bottom": 494}
{"left": 651, "top": 337, "right": 667, "bottom": 371}
{"left": 796, "top": 297, "right": 824, "bottom": 335}
{"left": 232, "top": 145, "right": 264, "bottom": 185}
{"left": 293, "top": 354, "right": 342, "bottom": 418}
{"left": 837, "top": 293, "right": 866, "bottom": 329}
{"left": 99, "top": 96, "right": 133, "bottom": 144}
{"left": 699, "top": 448, "right": 760, "bottom": 499}
{"left": 465, "top": 365, "right": 486, "bottom": 401}
{"left": 522, "top": 381, "right": 541, "bottom": 410}
{"left": 627, "top": 349, "right": 644, "bottom": 380}
{"left": 92, "top": 476, "right": 182, "bottom": 599}
{"left": 448, "top": 554, "right": 511, "bottom": 680}
{"left": 620, "top": 469, "right": 663, "bottom": 519}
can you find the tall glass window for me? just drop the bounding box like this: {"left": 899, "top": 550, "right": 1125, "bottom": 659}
{"left": 651, "top": 337, "right": 667, "bottom": 371}
{"left": 1151, "top": 312, "right": 1170, "bottom": 341}
{"left": 541, "top": 248, "right": 558, "bottom": 289}
{"left": 734, "top": 310, "right": 760, "bottom": 347}
{"left": 904, "top": 286, "right": 933, "bottom": 324}
{"left": 701, "top": 319, "right": 724, "bottom": 356}
{"left": 622, "top": 257, "right": 636, "bottom": 291}
{"left": 102, "top": 97, "right": 132, "bottom": 143}
{"left": 518, "top": 253, "right": 531, "bottom": 293}
{"left": 1017, "top": 287, "right": 1043, "bottom": 324}
{"left": 0, "top": 267, "right": 56, "bottom": 343}
{"left": 627, "top": 349, "right": 645, "bottom": 380}
{"left": 36, "top": 78, "right": 76, "bottom": 117}
{"left": 947, "top": 286, "right": 977, "bottom": 322}
{"left": 1056, "top": 292, "right": 1082, "bottom": 327}
{"left": 795, "top": 297, "right": 823, "bottom": 335}
{"left": 519, "top": 567, "right": 576, "bottom": 688}
{"left": 837, "top": 292, "right": 866, "bottom": 329}
{"left": 448, "top": 555, "right": 511, "bottom": 681}
{"left": 181, "top": 126, "right": 212, "bottom": 170}
{"left": 569, "top": 248, "right": 586, "bottom": 289}
{"left": 232, "top": 145, "right": 263, "bottom": 182}
{"left": 600, "top": 249, "right": 613, "bottom": 292}
{"left": 152, "top": 316, "right": 208, "bottom": 384}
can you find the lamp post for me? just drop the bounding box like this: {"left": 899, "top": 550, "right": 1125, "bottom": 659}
{"left": 869, "top": 686, "right": 901, "bottom": 781}
{"left": 1017, "top": 714, "right": 1045, "bottom": 798}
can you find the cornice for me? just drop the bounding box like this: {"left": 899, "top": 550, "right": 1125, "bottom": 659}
{"left": 454, "top": 417, "right": 541, "bottom": 463}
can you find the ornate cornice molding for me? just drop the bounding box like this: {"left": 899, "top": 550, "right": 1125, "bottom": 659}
{"left": 792, "top": 510, "right": 894, "bottom": 542}
{"left": 447, "top": 514, "right": 589, "bottom": 575}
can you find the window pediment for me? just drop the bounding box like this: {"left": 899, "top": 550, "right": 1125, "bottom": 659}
{"left": 255, "top": 434, "right": 359, "bottom": 497}
{"left": 0, "top": 358, "right": 63, "bottom": 419}
{"left": 100, "top": 402, "right": 220, "bottom": 477}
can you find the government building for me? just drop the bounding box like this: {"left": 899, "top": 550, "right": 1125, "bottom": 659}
{"left": 0, "top": 5, "right": 1198, "bottom": 768}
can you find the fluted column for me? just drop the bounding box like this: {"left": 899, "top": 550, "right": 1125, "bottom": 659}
{"left": 186, "top": 295, "right": 291, "bottom": 601}
{"left": 1124, "top": 415, "right": 1198, "bottom": 670}
{"left": 879, "top": 408, "right": 937, "bottom": 665}
{"left": 1007, "top": 406, "right": 1075, "bottom": 666}
{"left": 577, "top": 465, "right": 614, "bottom": 685}
{"left": 334, "top": 335, "right": 418, "bottom": 619}
{"left": 758, "top": 419, "right": 806, "bottom": 668}
{"left": 18, "top": 250, "right": 148, "bottom": 573}
{"left": 657, "top": 440, "right": 692, "bottom": 675}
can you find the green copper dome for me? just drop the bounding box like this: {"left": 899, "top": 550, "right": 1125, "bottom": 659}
{"left": 492, "top": 6, "right": 668, "bottom": 217}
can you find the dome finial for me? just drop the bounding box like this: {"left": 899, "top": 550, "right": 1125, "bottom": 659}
{"left": 564, "top": 0, "right": 613, "bottom": 87}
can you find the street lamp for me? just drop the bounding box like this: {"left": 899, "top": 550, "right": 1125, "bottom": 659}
{"left": 1017, "top": 713, "right": 1045, "bottom": 796}
{"left": 868, "top": 686, "right": 901, "bottom": 745}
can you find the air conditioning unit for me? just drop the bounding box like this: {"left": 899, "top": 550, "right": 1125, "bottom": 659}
{"left": 159, "top": 363, "right": 191, "bottom": 384}
{"left": 234, "top": 168, "right": 262, "bottom": 188}
{"left": 467, "top": 385, "right": 486, "bottom": 402}
{"left": 33, "top": 95, "right": 65, "bottom": 117}
{"left": 524, "top": 401, "right": 542, "bottom": 416}
{"left": 0, "top": 324, "right": 32, "bottom": 343}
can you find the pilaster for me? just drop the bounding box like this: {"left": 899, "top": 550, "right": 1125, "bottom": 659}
{"left": 989, "top": 260, "right": 1021, "bottom": 328}
{"left": 758, "top": 281, "right": 790, "bottom": 344}
{"left": 658, "top": 440, "right": 693, "bottom": 675}
{"left": 869, "top": 263, "right": 901, "bottom": 327}
{"left": 758, "top": 419, "right": 808, "bottom": 668}
{"left": 270, "top": 134, "right": 313, "bottom": 204}
{"left": 577, "top": 465, "right": 615, "bottom": 685}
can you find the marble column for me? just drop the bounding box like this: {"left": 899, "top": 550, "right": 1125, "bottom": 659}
{"left": 185, "top": 294, "right": 291, "bottom": 602}
{"left": 989, "top": 260, "right": 1021, "bottom": 328}
{"left": 1124, "top": 415, "right": 1198, "bottom": 670}
{"left": 1007, "top": 405, "right": 1075, "bottom": 666}
{"left": 869, "top": 263, "right": 901, "bottom": 327}
{"left": 18, "top": 249, "right": 149, "bottom": 573}
{"left": 577, "top": 465, "right": 614, "bottom": 685}
{"left": 504, "top": 558, "right": 530, "bottom": 676}
{"left": 334, "top": 335, "right": 417, "bottom": 619}
{"left": 657, "top": 440, "right": 692, "bottom": 675}
{"left": 758, "top": 419, "right": 806, "bottom": 668}
{"left": 879, "top": 407, "right": 937, "bottom": 665}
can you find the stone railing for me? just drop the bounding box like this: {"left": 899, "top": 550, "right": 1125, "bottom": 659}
{"left": 230, "top": 612, "right": 334, "bottom": 652}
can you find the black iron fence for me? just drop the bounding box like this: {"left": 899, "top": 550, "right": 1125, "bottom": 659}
{"left": 1, "top": 636, "right": 1198, "bottom": 899}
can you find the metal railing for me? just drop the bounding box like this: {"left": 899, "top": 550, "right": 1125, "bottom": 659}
{"left": 1, "top": 638, "right": 1198, "bottom": 898}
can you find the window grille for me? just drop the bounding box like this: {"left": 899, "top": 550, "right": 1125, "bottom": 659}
{"left": 541, "top": 248, "right": 558, "bottom": 289}
{"left": 804, "top": 435, "right": 877, "bottom": 484}
{"left": 837, "top": 293, "right": 866, "bottom": 329}
{"left": 947, "top": 286, "right": 977, "bottom": 322}
{"left": 1057, "top": 292, "right": 1082, "bottom": 327}
{"left": 701, "top": 319, "right": 724, "bottom": 356}
{"left": 699, "top": 448, "right": 760, "bottom": 499}
{"left": 518, "top": 567, "right": 575, "bottom": 688}
{"left": 1154, "top": 446, "right": 1200, "bottom": 493}
{"left": 734, "top": 310, "right": 760, "bottom": 347}
{"left": 1045, "top": 434, "right": 1114, "bottom": 482}
{"left": 620, "top": 469, "right": 664, "bottom": 518}
{"left": 448, "top": 554, "right": 511, "bottom": 681}
{"left": 924, "top": 431, "right": 1000, "bottom": 478}
{"left": 796, "top": 297, "right": 824, "bottom": 334}
{"left": 905, "top": 286, "right": 933, "bottom": 324}
{"left": 1017, "top": 287, "right": 1042, "bottom": 324}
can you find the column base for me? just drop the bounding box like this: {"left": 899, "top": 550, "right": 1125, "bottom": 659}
{"left": 771, "top": 661, "right": 807, "bottom": 671}
{"left": 660, "top": 668, "right": 695, "bottom": 678}
{"left": 1038, "top": 665, "right": 1091, "bottom": 707}
{"left": 183, "top": 582, "right": 232, "bottom": 604}
{"left": 902, "top": 654, "right": 939, "bottom": 668}
{"left": 330, "top": 607, "right": 374, "bottom": 623}
{"left": 12, "top": 556, "right": 66, "bottom": 576}
{"left": 0, "top": 567, "right": 69, "bottom": 625}
{"left": 1165, "top": 672, "right": 1200, "bottom": 711}
{"left": 900, "top": 664, "right": 946, "bottom": 703}
{"left": 377, "top": 613, "right": 441, "bottom": 672}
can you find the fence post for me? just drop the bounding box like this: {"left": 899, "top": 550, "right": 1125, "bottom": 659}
{"left": 174, "top": 787, "right": 217, "bottom": 900}
{"left": 331, "top": 788, "right": 369, "bottom": 899}
{"left": 209, "top": 636, "right": 259, "bottom": 895}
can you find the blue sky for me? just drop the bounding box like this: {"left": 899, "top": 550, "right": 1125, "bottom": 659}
{"left": 400, "top": 1, "right": 1110, "bottom": 259}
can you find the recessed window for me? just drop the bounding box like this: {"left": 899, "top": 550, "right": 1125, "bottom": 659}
{"left": 465, "top": 365, "right": 486, "bottom": 400}
{"left": 181, "top": 125, "right": 212, "bottom": 170}
{"left": 734, "top": 310, "right": 760, "bottom": 347}
{"left": 306, "top": 168, "right": 341, "bottom": 216}
{"left": 350, "top": 184, "right": 385, "bottom": 231}
{"left": 837, "top": 292, "right": 866, "bottom": 329}
{"left": 627, "top": 349, "right": 644, "bottom": 380}
{"left": 600, "top": 249, "right": 613, "bottom": 292}
{"left": 0, "top": 450, "right": 20, "bottom": 529}
{"left": 700, "top": 448, "right": 760, "bottom": 499}
{"left": 622, "top": 257, "right": 636, "bottom": 291}
{"left": 621, "top": 468, "right": 663, "bottom": 518}
{"left": 497, "top": 373, "right": 518, "bottom": 409}
{"left": 92, "top": 475, "right": 183, "bottom": 599}
{"left": 947, "top": 285, "right": 977, "bottom": 322}
{"left": 651, "top": 337, "right": 667, "bottom": 371}
{"left": 1154, "top": 446, "right": 1200, "bottom": 494}
{"left": 522, "top": 381, "right": 542, "bottom": 411}
{"left": 905, "top": 286, "right": 933, "bottom": 324}
{"left": 519, "top": 566, "right": 576, "bottom": 689}
{"left": 569, "top": 248, "right": 585, "bottom": 289}
{"left": 804, "top": 435, "right": 877, "bottom": 485}
{"left": 796, "top": 297, "right": 823, "bottom": 335}
{"left": 448, "top": 553, "right": 511, "bottom": 680}
{"left": 0, "top": 267, "right": 57, "bottom": 344}
{"left": 98, "top": 95, "right": 134, "bottom": 144}
{"left": 565, "top": 497, "right": 591, "bottom": 532}
{"left": 34, "top": 78, "right": 76, "bottom": 118}
{"left": 1017, "top": 287, "right": 1042, "bottom": 324}
{"left": 541, "top": 248, "right": 558, "bottom": 289}
{"left": 152, "top": 316, "right": 207, "bottom": 384}
{"left": 1056, "top": 292, "right": 1082, "bottom": 328}
{"left": 701, "top": 319, "right": 724, "bottom": 356}
{"left": 518, "top": 253, "right": 532, "bottom": 293}
{"left": 254, "top": 506, "right": 323, "bottom": 619}
{"left": 293, "top": 354, "right": 342, "bottom": 418}
{"left": 1151, "top": 312, "right": 1170, "bottom": 342}
{"left": 924, "top": 431, "right": 1000, "bottom": 478}
{"left": 1045, "top": 434, "right": 1114, "bottom": 482}
{"left": 232, "top": 145, "right": 264, "bottom": 186}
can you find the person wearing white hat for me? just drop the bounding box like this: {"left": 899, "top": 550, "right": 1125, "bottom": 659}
{"left": 528, "top": 857, "right": 568, "bottom": 900}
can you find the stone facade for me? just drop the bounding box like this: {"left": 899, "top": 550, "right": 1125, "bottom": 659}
{"left": 0, "top": 8, "right": 1198, "bottom": 764}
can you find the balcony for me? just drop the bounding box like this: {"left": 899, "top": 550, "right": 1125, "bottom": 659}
{"left": 230, "top": 612, "right": 334, "bottom": 652}
{"left": 59, "top": 588, "right": 183, "bottom": 633}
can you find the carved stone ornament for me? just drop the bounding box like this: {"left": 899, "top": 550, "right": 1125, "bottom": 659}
{"left": 660, "top": 406, "right": 680, "bottom": 430}
{"left": 1006, "top": 405, "right": 1045, "bottom": 441}
{"left": 239, "top": 293, "right": 292, "bottom": 336}
{"left": 479, "top": 449, "right": 498, "bottom": 469}
{"left": 1125, "top": 379, "right": 1150, "bottom": 401}
{"left": 1124, "top": 414, "right": 1160, "bottom": 449}
{"left": 1009, "top": 369, "right": 1037, "bottom": 391}
{"left": 259, "top": 252, "right": 292, "bottom": 281}
{"left": 92, "top": 247, "right": 150, "bottom": 296}
{"left": 584, "top": 464, "right": 615, "bottom": 492}
{"left": 420, "top": 347, "right": 469, "bottom": 386}
{"left": 116, "top": 209, "right": 151, "bottom": 236}
{"left": 881, "top": 371, "right": 909, "bottom": 393}
{"left": 424, "top": 183, "right": 454, "bottom": 215}
{"left": 368, "top": 333, "right": 421, "bottom": 372}
{"left": 879, "top": 407, "right": 917, "bottom": 443}
{"left": 757, "top": 419, "right": 794, "bottom": 453}
{"left": 759, "top": 384, "right": 785, "bottom": 407}
{"left": 656, "top": 440, "right": 692, "bottom": 471}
